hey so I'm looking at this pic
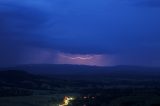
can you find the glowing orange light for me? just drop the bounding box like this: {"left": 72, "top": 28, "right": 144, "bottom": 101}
{"left": 59, "top": 96, "right": 74, "bottom": 106}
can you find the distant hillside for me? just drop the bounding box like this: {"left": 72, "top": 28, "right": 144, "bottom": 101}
{"left": 0, "top": 70, "right": 67, "bottom": 94}
{"left": 0, "top": 69, "right": 75, "bottom": 97}
{"left": 1, "top": 65, "right": 160, "bottom": 97}
{"left": 0, "top": 70, "right": 43, "bottom": 81}
{"left": 0, "top": 70, "right": 51, "bottom": 88}
{"left": 1, "top": 64, "right": 160, "bottom": 79}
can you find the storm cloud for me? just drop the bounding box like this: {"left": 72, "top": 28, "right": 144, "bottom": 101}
{"left": 132, "top": 0, "right": 160, "bottom": 7}
{"left": 0, "top": 0, "right": 160, "bottom": 66}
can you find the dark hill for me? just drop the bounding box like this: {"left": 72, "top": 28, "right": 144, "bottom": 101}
{"left": 0, "top": 70, "right": 62, "bottom": 91}
{"left": 0, "top": 70, "right": 42, "bottom": 81}
{"left": 1, "top": 64, "right": 160, "bottom": 79}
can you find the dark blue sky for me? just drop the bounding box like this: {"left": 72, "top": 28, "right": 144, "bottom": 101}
{"left": 0, "top": 0, "right": 160, "bottom": 66}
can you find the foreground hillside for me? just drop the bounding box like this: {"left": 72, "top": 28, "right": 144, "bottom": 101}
{"left": 0, "top": 70, "right": 81, "bottom": 97}
{"left": 0, "top": 95, "right": 56, "bottom": 106}
{"left": 1, "top": 65, "right": 160, "bottom": 106}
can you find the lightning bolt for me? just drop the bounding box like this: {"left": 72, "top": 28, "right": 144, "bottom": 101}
{"left": 70, "top": 56, "right": 93, "bottom": 60}
{"left": 60, "top": 54, "right": 93, "bottom": 60}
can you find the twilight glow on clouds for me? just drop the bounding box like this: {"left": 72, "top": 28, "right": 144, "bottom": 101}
{"left": 21, "top": 48, "right": 115, "bottom": 66}
{"left": 56, "top": 53, "right": 115, "bottom": 66}
{"left": 0, "top": 0, "right": 160, "bottom": 67}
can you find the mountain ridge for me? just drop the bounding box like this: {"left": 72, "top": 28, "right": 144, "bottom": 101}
{"left": 0, "top": 64, "right": 160, "bottom": 78}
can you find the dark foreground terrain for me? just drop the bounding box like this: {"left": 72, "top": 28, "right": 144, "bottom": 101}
{"left": 0, "top": 64, "right": 160, "bottom": 106}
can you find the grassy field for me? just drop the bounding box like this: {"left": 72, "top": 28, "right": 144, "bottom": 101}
{"left": 109, "top": 95, "right": 160, "bottom": 106}
{"left": 0, "top": 95, "right": 59, "bottom": 106}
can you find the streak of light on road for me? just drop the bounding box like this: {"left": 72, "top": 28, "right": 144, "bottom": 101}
{"left": 59, "top": 96, "right": 75, "bottom": 106}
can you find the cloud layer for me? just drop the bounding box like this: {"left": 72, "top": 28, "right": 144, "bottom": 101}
{"left": 0, "top": 0, "right": 160, "bottom": 66}
{"left": 133, "top": 0, "right": 160, "bottom": 7}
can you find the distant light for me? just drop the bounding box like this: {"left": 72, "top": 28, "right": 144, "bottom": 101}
{"left": 69, "top": 97, "right": 74, "bottom": 100}
{"left": 83, "top": 96, "right": 87, "bottom": 99}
